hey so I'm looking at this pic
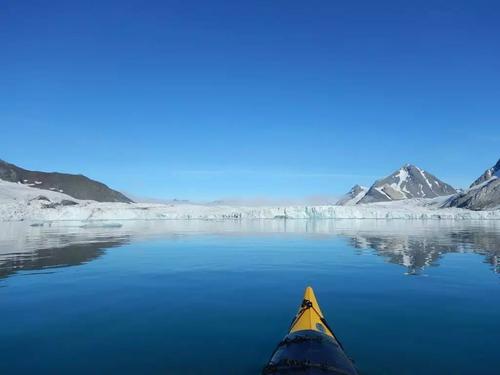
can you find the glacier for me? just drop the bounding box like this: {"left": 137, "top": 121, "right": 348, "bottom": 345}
{"left": 1, "top": 180, "right": 499, "bottom": 222}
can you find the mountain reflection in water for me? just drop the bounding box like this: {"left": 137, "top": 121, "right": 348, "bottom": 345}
{"left": 345, "top": 227, "right": 500, "bottom": 274}
{"left": 0, "top": 220, "right": 499, "bottom": 279}
{"left": 0, "top": 239, "right": 129, "bottom": 279}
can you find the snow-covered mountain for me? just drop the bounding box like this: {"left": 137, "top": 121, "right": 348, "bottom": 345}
{"left": 336, "top": 185, "right": 368, "bottom": 206}
{"left": 444, "top": 159, "right": 500, "bottom": 210}
{"left": 358, "top": 164, "right": 456, "bottom": 204}
{"left": 0, "top": 179, "right": 498, "bottom": 221}
{"left": 0, "top": 159, "right": 132, "bottom": 203}
{"left": 0, "top": 159, "right": 498, "bottom": 221}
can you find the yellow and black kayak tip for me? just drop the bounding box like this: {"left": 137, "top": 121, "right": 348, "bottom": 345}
{"left": 262, "top": 287, "right": 359, "bottom": 375}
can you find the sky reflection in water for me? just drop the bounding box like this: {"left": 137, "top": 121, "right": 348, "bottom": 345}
{"left": 0, "top": 220, "right": 499, "bottom": 374}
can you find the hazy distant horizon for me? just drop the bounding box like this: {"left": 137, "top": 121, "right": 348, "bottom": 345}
{"left": 3, "top": 156, "right": 489, "bottom": 203}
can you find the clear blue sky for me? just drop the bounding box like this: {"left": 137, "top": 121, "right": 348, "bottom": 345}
{"left": 1, "top": 0, "right": 499, "bottom": 200}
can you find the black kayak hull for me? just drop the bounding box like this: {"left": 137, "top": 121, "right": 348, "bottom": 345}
{"left": 262, "top": 330, "right": 359, "bottom": 375}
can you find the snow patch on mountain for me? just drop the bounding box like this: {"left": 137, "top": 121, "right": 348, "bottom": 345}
{"left": 0, "top": 159, "right": 132, "bottom": 203}
{"left": 336, "top": 185, "right": 368, "bottom": 206}
{"left": 0, "top": 180, "right": 498, "bottom": 222}
{"left": 444, "top": 159, "right": 500, "bottom": 210}
{"left": 359, "top": 164, "right": 456, "bottom": 204}
{"left": 470, "top": 159, "right": 500, "bottom": 188}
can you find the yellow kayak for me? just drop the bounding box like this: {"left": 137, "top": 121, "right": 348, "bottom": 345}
{"left": 262, "top": 287, "right": 359, "bottom": 374}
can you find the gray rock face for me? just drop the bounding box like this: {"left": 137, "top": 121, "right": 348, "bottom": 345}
{"left": 0, "top": 159, "right": 132, "bottom": 203}
{"left": 443, "top": 178, "right": 500, "bottom": 210}
{"left": 470, "top": 159, "right": 500, "bottom": 188}
{"left": 358, "top": 164, "right": 456, "bottom": 204}
{"left": 336, "top": 185, "right": 368, "bottom": 206}
{"left": 444, "top": 159, "right": 500, "bottom": 210}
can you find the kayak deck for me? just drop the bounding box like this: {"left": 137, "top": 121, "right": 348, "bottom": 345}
{"left": 289, "top": 286, "right": 335, "bottom": 338}
{"left": 262, "top": 287, "right": 358, "bottom": 375}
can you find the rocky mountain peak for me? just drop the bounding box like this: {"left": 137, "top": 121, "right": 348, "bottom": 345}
{"left": 358, "top": 164, "right": 456, "bottom": 204}
{"left": 470, "top": 158, "right": 500, "bottom": 188}
{"left": 336, "top": 185, "right": 368, "bottom": 206}
{"left": 444, "top": 158, "right": 500, "bottom": 210}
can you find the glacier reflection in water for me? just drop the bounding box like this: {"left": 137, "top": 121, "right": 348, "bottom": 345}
{"left": 0, "top": 219, "right": 499, "bottom": 278}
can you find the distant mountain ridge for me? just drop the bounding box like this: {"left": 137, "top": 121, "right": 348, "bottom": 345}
{"left": 470, "top": 159, "right": 500, "bottom": 188}
{"left": 444, "top": 158, "right": 500, "bottom": 210}
{"left": 336, "top": 185, "right": 368, "bottom": 206}
{"left": 337, "top": 164, "right": 457, "bottom": 206}
{"left": 0, "top": 160, "right": 132, "bottom": 203}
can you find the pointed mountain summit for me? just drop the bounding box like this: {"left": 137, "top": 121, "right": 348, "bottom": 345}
{"left": 444, "top": 158, "right": 500, "bottom": 210}
{"left": 336, "top": 185, "right": 368, "bottom": 206}
{"left": 0, "top": 159, "right": 132, "bottom": 203}
{"left": 358, "top": 164, "right": 456, "bottom": 204}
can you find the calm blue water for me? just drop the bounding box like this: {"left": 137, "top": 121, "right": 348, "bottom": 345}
{"left": 0, "top": 220, "right": 499, "bottom": 374}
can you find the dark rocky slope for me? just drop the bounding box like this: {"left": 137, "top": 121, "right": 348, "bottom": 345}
{"left": 0, "top": 160, "right": 132, "bottom": 203}
{"left": 444, "top": 159, "right": 500, "bottom": 210}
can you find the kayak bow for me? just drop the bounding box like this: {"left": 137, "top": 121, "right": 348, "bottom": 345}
{"left": 262, "top": 287, "right": 359, "bottom": 375}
